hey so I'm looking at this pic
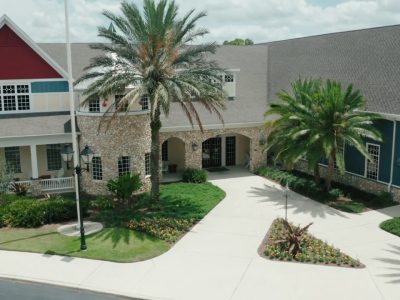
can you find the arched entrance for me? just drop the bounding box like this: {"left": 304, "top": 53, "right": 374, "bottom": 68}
{"left": 161, "top": 137, "right": 185, "bottom": 173}
{"left": 202, "top": 134, "right": 251, "bottom": 169}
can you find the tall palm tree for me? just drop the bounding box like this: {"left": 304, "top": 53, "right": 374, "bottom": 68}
{"left": 76, "top": 0, "right": 226, "bottom": 202}
{"left": 264, "top": 79, "right": 323, "bottom": 182}
{"left": 265, "top": 79, "right": 382, "bottom": 190}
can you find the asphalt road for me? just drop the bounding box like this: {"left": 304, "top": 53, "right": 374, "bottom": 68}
{"left": 0, "top": 278, "right": 141, "bottom": 300}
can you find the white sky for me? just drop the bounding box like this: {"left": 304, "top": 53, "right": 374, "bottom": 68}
{"left": 2, "top": 0, "right": 400, "bottom": 43}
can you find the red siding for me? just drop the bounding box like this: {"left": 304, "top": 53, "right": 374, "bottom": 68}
{"left": 0, "top": 25, "right": 63, "bottom": 80}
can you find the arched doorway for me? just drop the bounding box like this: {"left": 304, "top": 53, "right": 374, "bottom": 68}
{"left": 161, "top": 137, "right": 185, "bottom": 173}
{"left": 202, "top": 134, "right": 251, "bottom": 169}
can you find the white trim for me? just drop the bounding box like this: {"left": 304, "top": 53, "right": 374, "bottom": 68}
{"left": 160, "top": 121, "right": 263, "bottom": 132}
{"left": 77, "top": 110, "right": 149, "bottom": 117}
{"left": 0, "top": 15, "right": 68, "bottom": 79}
{"left": 0, "top": 82, "right": 32, "bottom": 114}
{"left": 0, "top": 133, "right": 73, "bottom": 140}
{"left": 0, "top": 79, "right": 67, "bottom": 84}
{"left": 389, "top": 120, "right": 396, "bottom": 190}
{"left": 365, "top": 143, "right": 380, "bottom": 181}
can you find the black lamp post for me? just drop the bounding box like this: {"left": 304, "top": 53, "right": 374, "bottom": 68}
{"left": 60, "top": 144, "right": 94, "bottom": 251}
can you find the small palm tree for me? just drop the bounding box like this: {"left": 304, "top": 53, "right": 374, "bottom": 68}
{"left": 76, "top": 0, "right": 226, "bottom": 202}
{"left": 265, "top": 79, "right": 382, "bottom": 190}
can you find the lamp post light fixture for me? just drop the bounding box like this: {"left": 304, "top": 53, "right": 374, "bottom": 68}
{"left": 283, "top": 182, "right": 289, "bottom": 221}
{"left": 60, "top": 144, "right": 95, "bottom": 251}
{"left": 61, "top": 144, "right": 74, "bottom": 169}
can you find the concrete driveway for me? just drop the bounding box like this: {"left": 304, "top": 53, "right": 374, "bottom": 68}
{"left": 0, "top": 169, "right": 399, "bottom": 300}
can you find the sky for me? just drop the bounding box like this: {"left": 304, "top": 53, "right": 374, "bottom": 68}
{"left": 2, "top": 0, "right": 400, "bottom": 43}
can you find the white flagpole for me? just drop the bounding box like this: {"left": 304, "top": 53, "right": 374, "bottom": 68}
{"left": 64, "top": 0, "right": 81, "bottom": 228}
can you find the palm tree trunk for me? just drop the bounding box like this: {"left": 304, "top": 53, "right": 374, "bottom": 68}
{"left": 313, "top": 164, "right": 320, "bottom": 184}
{"left": 150, "top": 106, "right": 161, "bottom": 203}
{"left": 325, "top": 155, "right": 335, "bottom": 190}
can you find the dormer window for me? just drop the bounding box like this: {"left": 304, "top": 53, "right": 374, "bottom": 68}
{"left": 224, "top": 74, "right": 234, "bottom": 83}
{"left": 0, "top": 84, "right": 30, "bottom": 112}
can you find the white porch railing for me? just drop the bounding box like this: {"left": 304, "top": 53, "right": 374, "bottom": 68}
{"left": 9, "top": 177, "right": 75, "bottom": 193}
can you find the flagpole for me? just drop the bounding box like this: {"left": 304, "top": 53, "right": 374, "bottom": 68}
{"left": 64, "top": 0, "right": 82, "bottom": 231}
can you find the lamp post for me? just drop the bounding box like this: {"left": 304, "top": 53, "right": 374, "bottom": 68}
{"left": 61, "top": 144, "right": 94, "bottom": 251}
{"left": 284, "top": 182, "right": 289, "bottom": 221}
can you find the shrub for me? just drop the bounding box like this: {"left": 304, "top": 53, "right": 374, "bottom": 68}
{"left": 328, "top": 188, "right": 344, "bottom": 200}
{"left": 90, "top": 196, "right": 115, "bottom": 211}
{"left": 374, "top": 191, "right": 394, "bottom": 207}
{"left": 10, "top": 182, "right": 30, "bottom": 196}
{"left": 107, "top": 173, "right": 142, "bottom": 203}
{"left": 182, "top": 168, "right": 207, "bottom": 183}
{"left": 0, "top": 195, "right": 83, "bottom": 227}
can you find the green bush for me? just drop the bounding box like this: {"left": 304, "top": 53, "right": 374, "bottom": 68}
{"left": 90, "top": 196, "right": 115, "bottom": 210}
{"left": 374, "top": 191, "right": 394, "bottom": 207}
{"left": 328, "top": 188, "right": 344, "bottom": 200}
{"left": 107, "top": 173, "right": 142, "bottom": 203}
{"left": 182, "top": 168, "right": 207, "bottom": 183}
{"left": 0, "top": 195, "right": 83, "bottom": 228}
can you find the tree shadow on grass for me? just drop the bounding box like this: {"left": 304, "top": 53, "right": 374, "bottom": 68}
{"left": 92, "top": 228, "right": 133, "bottom": 248}
{"left": 375, "top": 244, "right": 400, "bottom": 284}
{"left": 0, "top": 231, "right": 58, "bottom": 245}
{"left": 248, "top": 183, "right": 349, "bottom": 219}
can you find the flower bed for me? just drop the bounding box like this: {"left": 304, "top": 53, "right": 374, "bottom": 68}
{"left": 126, "top": 217, "right": 195, "bottom": 242}
{"left": 262, "top": 218, "right": 363, "bottom": 268}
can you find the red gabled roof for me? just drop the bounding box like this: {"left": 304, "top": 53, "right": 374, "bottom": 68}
{"left": 0, "top": 24, "right": 63, "bottom": 80}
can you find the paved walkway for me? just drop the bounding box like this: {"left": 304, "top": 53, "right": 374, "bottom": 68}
{"left": 0, "top": 169, "right": 400, "bottom": 300}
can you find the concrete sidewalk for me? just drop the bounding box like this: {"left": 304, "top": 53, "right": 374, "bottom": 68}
{"left": 0, "top": 169, "right": 399, "bottom": 300}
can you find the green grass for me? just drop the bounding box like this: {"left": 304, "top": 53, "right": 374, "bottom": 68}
{"left": 94, "top": 182, "right": 226, "bottom": 227}
{"left": 0, "top": 226, "right": 169, "bottom": 262}
{"left": 329, "top": 201, "right": 366, "bottom": 213}
{"left": 380, "top": 217, "right": 400, "bottom": 237}
{"left": 0, "top": 182, "right": 225, "bottom": 262}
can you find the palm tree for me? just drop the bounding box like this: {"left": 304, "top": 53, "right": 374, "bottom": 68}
{"left": 265, "top": 79, "right": 382, "bottom": 190}
{"left": 76, "top": 0, "right": 226, "bottom": 202}
{"left": 264, "top": 79, "right": 323, "bottom": 182}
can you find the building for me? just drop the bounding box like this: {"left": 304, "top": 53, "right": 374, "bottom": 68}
{"left": 1, "top": 14, "right": 400, "bottom": 199}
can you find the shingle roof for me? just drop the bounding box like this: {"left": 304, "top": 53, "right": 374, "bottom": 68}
{"left": 264, "top": 25, "right": 400, "bottom": 115}
{"left": 0, "top": 112, "right": 73, "bottom": 138}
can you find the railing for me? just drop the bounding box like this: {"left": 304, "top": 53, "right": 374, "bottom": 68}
{"left": 7, "top": 177, "right": 75, "bottom": 193}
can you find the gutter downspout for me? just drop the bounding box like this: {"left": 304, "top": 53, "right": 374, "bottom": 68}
{"left": 388, "top": 120, "right": 396, "bottom": 191}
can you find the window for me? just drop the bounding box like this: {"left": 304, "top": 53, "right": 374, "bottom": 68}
{"left": 145, "top": 153, "right": 151, "bottom": 175}
{"left": 118, "top": 156, "right": 131, "bottom": 176}
{"left": 366, "top": 143, "right": 380, "bottom": 181}
{"left": 228, "top": 96, "right": 235, "bottom": 101}
{"left": 46, "top": 144, "right": 62, "bottom": 171}
{"left": 141, "top": 95, "right": 149, "bottom": 110}
{"left": 162, "top": 140, "right": 168, "bottom": 161}
{"left": 224, "top": 74, "right": 234, "bottom": 83}
{"left": 115, "top": 94, "right": 128, "bottom": 111}
{"left": 5, "top": 147, "right": 21, "bottom": 173}
{"left": 92, "top": 157, "right": 103, "bottom": 180}
{"left": 88, "top": 98, "right": 100, "bottom": 112}
{"left": 0, "top": 84, "right": 30, "bottom": 112}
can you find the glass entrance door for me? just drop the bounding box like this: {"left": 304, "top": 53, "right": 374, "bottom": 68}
{"left": 225, "top": 136, "right": 236, "bottom": 166}
{"left": 202, "top": 137, "right": 222, "bottom": 168}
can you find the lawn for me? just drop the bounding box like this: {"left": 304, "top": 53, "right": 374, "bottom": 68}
{"left": 380, "top": 217, "right": 400, "bottom": 237}
{"left": 255, "top": 166, "right": 396, "bottom": 213}
{"left": 0, "top": 182, "right": 225, "bottom": 262}
{"left": 0, "top": 226, "right": 169, "bottom": 263}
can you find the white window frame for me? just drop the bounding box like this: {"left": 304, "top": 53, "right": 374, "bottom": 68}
{"left": 92, "top": 156, "right": 103, "bottom": 181}
{"left": 145, "top": 153, "right": 151, "bottom": 176}
{"left": 365, "top": 143, "right": 380, "bottom": 181}
{"left": 224, "top": 74, "right": 234, "bottom": 83}
{"left": 118, "top": 156, "right": 131, "bottom": 177}
{"left": 0, "top": 82, "right": 31, "bottom": 113}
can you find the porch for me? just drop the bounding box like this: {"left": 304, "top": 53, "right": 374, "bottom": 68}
{"left": 11, "top": 177, "right": 74, "bottom": 193}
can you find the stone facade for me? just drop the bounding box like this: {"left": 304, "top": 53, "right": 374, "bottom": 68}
{"left": 77, "top": 112, "right": 265, "bottom": 195}
{"left": 160, "top": 126, "right": 265, "bottom": 172}
{"left": 295, "top": 160, "right": 400, "bottom": 202}
{"left": 77, "top": 113, "right": 151, "bottom": 195}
